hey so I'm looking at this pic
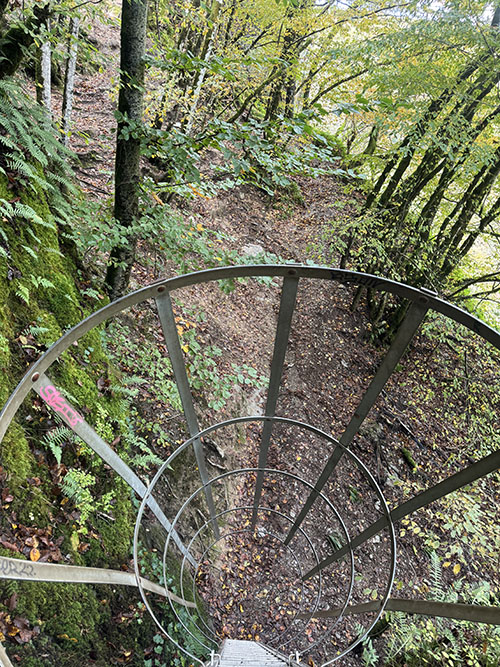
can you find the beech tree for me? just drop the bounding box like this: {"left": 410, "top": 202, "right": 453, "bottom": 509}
{"left": 104, "top": 0, "right": 149, "bottom": 299}
{"left": 61, "top": 17, "right": 80, "bottom": 144}
{"left": 333, "top": 5, "right": 500, "bottom": 330}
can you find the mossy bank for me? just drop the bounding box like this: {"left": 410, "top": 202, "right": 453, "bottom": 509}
{"left": 0, "top": 81, "right": 156, "bottom": 665}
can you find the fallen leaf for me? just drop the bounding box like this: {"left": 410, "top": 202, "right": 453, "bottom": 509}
{"left": 29, "top": 548, "right": 40, "bottom": 562}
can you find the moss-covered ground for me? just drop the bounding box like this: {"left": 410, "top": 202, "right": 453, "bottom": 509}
{"left": 0, "top": 160, "right": 159, "bottom": 664}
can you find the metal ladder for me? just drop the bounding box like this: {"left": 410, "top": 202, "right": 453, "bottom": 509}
{"left": 208, "top": 639, "right": 298, "bottom": 666}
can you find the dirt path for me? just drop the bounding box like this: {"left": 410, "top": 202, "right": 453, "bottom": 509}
{"left": 70, "top": 9, "right": 120, "bottom": 198}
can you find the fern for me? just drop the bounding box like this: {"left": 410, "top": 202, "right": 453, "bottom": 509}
{"left": 15, "top": 283, "right": 30, "bottom": 305}
{"left": 42, "top": 425, "right": 76, "bottom": 464}
{"left": 32, "top": 276, "right": 55, "bottom": 290}
{"left": 14, "top": 275, "right": 56, "bottom": 304}
{"left": 21, "top": 244, "right": 38, "bottom": 259}
{"left": 384, "top": 612, "right": 420, "bottom": 664}
{"left": 429, "top": 550, "right": 446, "bottom": 602}
{"left": 44, "top": 246, "right": 64, "bottom": 258}
{"left": 26, "top": 228, "right": 41, "bottom": 244}
{"left": 61, "top": 468, "right": 96, "bottom": 525}
{"left": 23, "top": 324, "right": 50, "bottom": 339}
{"left": 0, "top": 77, "right": 79, "bottom": 277}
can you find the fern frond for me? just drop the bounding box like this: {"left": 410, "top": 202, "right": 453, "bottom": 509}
{"left": 42, "top": 425, "right": 76, "bottom": 464}
{"left": 21, "top": 244, "right": 38, "bottom": 259}
{"left": 12, "top": 203, "right": 45, "bottom": 225}
{"left": 15, "top": 283, "right": 30, "bottom": 305}
{"left": 24, "top": 324, "right": 50, "bottom": 338}
{"left": 429, "top": 551, "right": 446, "bottom": 602}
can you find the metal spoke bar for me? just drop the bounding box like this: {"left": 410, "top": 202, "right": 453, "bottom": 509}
{"left": 177, "top": 504, "right": 327, "bottom": 649}
{"left": 32, "top": 373, "right": 195, "bottom": 566}
{"left": 252, "top": 275, "right": 299, "bottom": 526}
{"left": 183, "top": 523, "right": 306, "bottom": 649}
{"left": 136, "top": 416, "right": 393, "bottom": 666}
{"left": 303, "top": 448, "right": 500, "bottom": 580}
{"left": 0, "top": 556, "right": 194, "bottom": 607}
{"left": 0, "top": 642, "right": 14, "bottom": 667}
{"left": 298, "top": 598, "right": 500, "bottom": 625}
{"left": 284, "top": 300, "right": 429, "bottom": 546}
{"left": 1, "top": 265, "right": 498, "bottom": 666}
{"left": 156, "top": 289, "right": 219, "bottom": 539}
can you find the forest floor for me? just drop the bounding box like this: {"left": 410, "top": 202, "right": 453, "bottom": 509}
{"left": 15, "top": 9, "right": 497, "bottom": 667}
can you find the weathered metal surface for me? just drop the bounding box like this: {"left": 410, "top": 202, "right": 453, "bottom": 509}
{"left": 299, "top": 598, "right": 500, "bottom": 625}
{"left": 2, "top": 265, "right": 499, "bottom": 446}
{"left": 284, "top": 301, "right": 429, "bottom": 546}
{"left": 303, "top": 447, "right": 500, "bottom": 580}
{"left": 252, "top": 275, "right": 299, "bottom": 526}
{"left": 0, "top": 265, "right": 498, "bottom": 667}
{"left": 31, "top": 372, "right": 195, "bottom": 566}
{"left": 218, "top": 639, "right": 290, "bottom": 666}
{"left": 0, "top": 556, "right": 194, "bottom": 607}
{"left": 134, "top": 415, "right": 395, "bottom": 665}
{"left": 156, "top": 289, "right": 219, "bottom": 538}
{"left": 0, "top": 641, "right": 14, "bottom": 667}
{"left": 179, "top": 503, "right": 328, "bottom": 650}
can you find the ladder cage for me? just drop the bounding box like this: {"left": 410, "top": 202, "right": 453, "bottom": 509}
{"left": 0, "top": 265, "right": 499, "bottom": 666}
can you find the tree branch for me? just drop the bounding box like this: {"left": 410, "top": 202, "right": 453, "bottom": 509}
{"left": 447, "top": 271, "right": 500, "bottom": 297}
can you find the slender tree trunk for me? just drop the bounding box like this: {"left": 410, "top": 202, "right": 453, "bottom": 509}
{"left": 365, "top": 55, "right": 485, "bottom": 210}
{"left": 185, "top": 0, "right": 221, "bottom": 135}
{"left": 284, "top": 76, "right": 295, "bottom": 117}
{"left": 105, "top": 0, "right": 149, "bottom": 300}
{"left": 62, "top": 17, "right": 80, "bottom": 145}
{"left": 222, "top": 0, "right": 237, "bottom": 48}
{"left": 40, "top": 20, "right": 52, "bottom": 116}
{"left": 363, "top": 124, "right": 379, "bottom": 156}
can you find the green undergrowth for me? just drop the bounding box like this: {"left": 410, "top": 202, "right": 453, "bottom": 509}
{"left": 379, "top": 553, "right": 500, "bottom": 666}
{"left": 0, "top": 79, "right": 191, "bottom": 665}
{"left": 3, "top": 578, "right": 163, "bottom": 666}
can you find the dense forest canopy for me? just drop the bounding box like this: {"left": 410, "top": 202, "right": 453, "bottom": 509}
{"left": 0, "top": 0, "right": 499, "bottom": 665}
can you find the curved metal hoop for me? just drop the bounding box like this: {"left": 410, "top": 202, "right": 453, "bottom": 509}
{"left": 134, "top": 415, "right": 396, "bottom": 664}
{"left": 0, "top": 265, "right": 499, "bottom": 667}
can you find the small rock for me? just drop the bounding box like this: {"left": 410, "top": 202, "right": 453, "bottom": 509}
{"left": 242, "top": 243, "right": 264, "bottom": 257}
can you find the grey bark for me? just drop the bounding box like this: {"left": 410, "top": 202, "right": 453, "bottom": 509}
{"left": 105, "top": 0, "right": 149, "bottom": 300}
{"left": 185, "top": 0, "right": 221, "bottom": 135}
{"left": 62, "top": 17, "right": 80, "bottom": 145}
{"left": 40, "top": 35, "right": 52, "bottom": 116}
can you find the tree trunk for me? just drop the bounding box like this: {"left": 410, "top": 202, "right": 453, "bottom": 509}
{"left": 62, "top": 17, "right": 80, "bottom": 145}
{"left": 0, "top": 4, "right": 50, "bottom": 79}
{"left": 363, "top": 124, "right": 379, "bottom": 156}
{"left": 40, "top": 29, "right": 52, "bottom": 116}
{"left": 184, "top": 0, "right": 221, "bottom": 135}
{"left": 104, "top": 0, "right": 149, "bottom": 300}
{"left": 365, "top": 55, "right": 485, "bottom": 210}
